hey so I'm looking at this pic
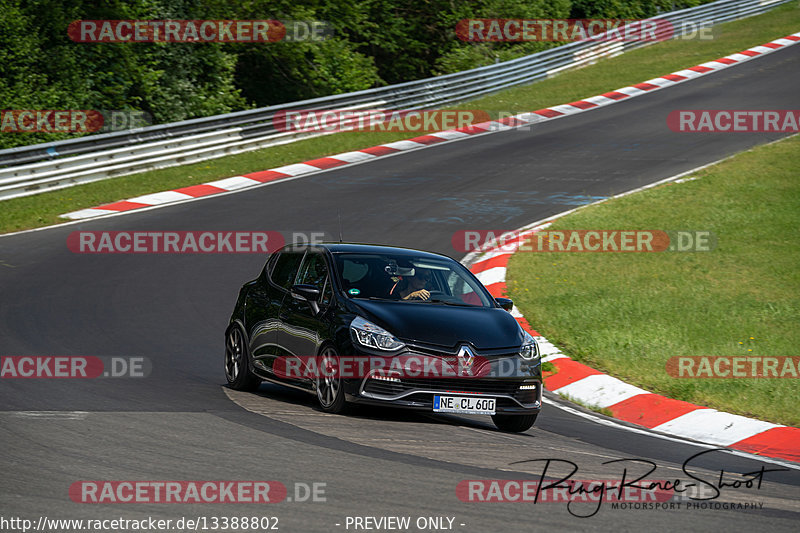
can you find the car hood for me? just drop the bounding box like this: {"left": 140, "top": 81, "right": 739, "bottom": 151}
{"left": 350, "top": 299, "right": 524, "bottom": 350}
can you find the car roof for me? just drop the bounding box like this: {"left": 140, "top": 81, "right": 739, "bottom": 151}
{"left": 285, "top": 242, "right": 454, "bottom": 261}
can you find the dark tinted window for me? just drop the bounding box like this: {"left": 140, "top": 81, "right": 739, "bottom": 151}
{"left": 333, "top": 253, "right": 491, "bottom": 307}
{"left": 270, "top": 251, "right": 304, "bottom": 289}
{"left": 297, "top": 253, "right": 328, "bottom": 287}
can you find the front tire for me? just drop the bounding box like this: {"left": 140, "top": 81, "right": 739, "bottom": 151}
{"left": 316, "top": 346, "right": 347, "bottom": 413}
{"left": 224, "top": 324, "right": 261, "bottom": 391}
{"left": 492, "top": 413, "right": 537, "bottom": 433}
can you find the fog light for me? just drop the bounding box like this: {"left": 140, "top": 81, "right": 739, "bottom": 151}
{"left": 372, "top": 374, "right": 401, "bottom": 383}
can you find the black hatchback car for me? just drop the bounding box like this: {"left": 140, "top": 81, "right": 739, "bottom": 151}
{"left": 225, "top": 243, "right": 542, "bottom": 432}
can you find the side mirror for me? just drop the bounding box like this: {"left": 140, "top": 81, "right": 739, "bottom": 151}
{"left": 291, "top": 284, "right": 321, "bottom": 302}
{"left": 291, "top": 284, "right": 322, "bottom": 314}
{"left": 495, "top": 297, "right": 513, "bottom": 312}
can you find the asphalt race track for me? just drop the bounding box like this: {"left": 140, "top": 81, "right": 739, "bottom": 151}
{"left": 1, "top": 41, "right": 799, "bottom": 531}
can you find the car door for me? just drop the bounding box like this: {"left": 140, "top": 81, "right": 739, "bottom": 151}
{"left": 275, "top": 251, "right": 333, "bottom": 365}
{"left": 247, "top": 249, "right": 305, "bottom": 373}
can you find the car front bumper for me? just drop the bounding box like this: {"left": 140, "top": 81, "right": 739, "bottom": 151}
{"left": 341, "top": 345, "right": 542, "bottom": 414}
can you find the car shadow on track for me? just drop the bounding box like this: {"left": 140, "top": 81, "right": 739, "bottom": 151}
{"left": 242, "top": 381, "right": 516, "bottom": 434}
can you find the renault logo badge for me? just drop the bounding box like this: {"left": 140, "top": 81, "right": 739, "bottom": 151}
{"left": 457, "top": 345, "right": 475, "bottom": 375}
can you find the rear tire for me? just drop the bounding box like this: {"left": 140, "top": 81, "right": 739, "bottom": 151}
{"left": 224, "top": 324, "right": 261, "bottom": 391}
{"left": 492, "top": 413, "right": 537, "bottom": 433}
{"left": 316, "top": 346, "right": 347, "bottom": 414}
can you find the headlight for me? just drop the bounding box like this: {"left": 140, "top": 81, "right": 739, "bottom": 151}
{"left": 519, "top": 330, "right": 539, "bottom": 362}
{"left": 350, "top": 316, "right": 405, "bottom": 351}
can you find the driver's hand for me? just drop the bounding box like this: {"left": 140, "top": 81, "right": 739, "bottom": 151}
{"left": 406, "top": 289, "right": 430, "bottom": 300}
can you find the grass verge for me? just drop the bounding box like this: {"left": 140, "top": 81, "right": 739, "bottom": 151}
{"left": 506, "top": 134, "right": 800, "bottom": 427}
{"left": 2, "top": 2, "right": 799, "bottom": 234}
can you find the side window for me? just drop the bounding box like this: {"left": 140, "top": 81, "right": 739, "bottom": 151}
{"left": 428, "top": 271, "right": 444, "bottom": 293}
{"left": 447, "top": 271, "right": 463, "bottom": 295}
{"left": 447, "top": 270, "right": 474, "bottom": 298}
{"left": 297, "top": 253, "right": 332, "bottom": 307}
{"left": 270, "top": 252, "right": 305, "bottom": 290}
{"left": 297, "top": 253, "right": 327, "bottom": 287}
{"left": 446, "top": 270, "right": 487, "bottom": 306}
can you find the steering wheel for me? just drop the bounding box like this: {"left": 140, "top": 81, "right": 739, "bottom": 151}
{"left": 424, "top": 290, "right": 451, "bottom": 301}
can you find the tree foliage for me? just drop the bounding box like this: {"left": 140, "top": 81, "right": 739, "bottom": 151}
{"left": 0, "top": 0, "right": 713, "bottom": 149}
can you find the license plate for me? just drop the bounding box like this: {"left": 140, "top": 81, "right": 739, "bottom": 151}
{"left": 434, "top": 395, "right": 496, "bottom": 415}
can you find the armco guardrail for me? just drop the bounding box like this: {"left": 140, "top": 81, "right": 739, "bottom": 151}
{"left": 0, "top": 0, "right": 791, "bottom": 200}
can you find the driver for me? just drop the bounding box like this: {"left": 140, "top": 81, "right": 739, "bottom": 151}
{"left": 390, "top": 268, "right": 432, "bottom": 300}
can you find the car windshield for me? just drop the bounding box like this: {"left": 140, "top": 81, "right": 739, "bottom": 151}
{"left": 333, "top": 252, "right": 492, "bottom": 307}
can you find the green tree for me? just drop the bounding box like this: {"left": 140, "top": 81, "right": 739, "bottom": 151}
{"left": 0, "top": 0, "right": 245, "bottom": 148}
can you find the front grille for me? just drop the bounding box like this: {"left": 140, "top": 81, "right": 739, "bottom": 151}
{"left": 401, "top": 343, "right": 521, "bottom": 376}
{"left": 362, "top": 377, "right": 539, "bottom": 404}
{"left": 405, "top": 342, "right": 519, "bottom": 359}
{"left": 398, "top": 378, "right": 520, "bottom": 395}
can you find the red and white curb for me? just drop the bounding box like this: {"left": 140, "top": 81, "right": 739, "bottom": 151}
{"left": 464, "top": 222, "right": 800, "bottom": 464}
{"left": 61, "top": 32, "right": 800, "bottom": 221}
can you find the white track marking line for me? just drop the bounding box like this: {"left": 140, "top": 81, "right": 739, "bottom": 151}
{"left": 327, "top": 151, "right": 377, "bottom": 163}
{"left": 269, "top": 163, "right": 321, "bottom": 176}
{"left": 552, "top": 374, "right": 649, "bottom": 408}
{"left": 381, "top": 140, "right": 425, "bottom": 150}
{"left": 651, "top": 409, "right": 780, "bottom": 447}
{"left": 128, "top": 191, "right": 193, "bottom": 205}
{"left": 205, "top": 175, "right": 260, "bottom": 190}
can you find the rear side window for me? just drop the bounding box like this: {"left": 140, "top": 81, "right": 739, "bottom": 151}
{"left": 270, "top": 252, "right": 304, "bottom": 290}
